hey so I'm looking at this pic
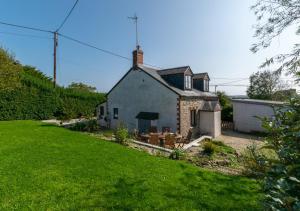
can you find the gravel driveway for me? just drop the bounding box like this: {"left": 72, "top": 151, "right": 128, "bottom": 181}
{"left": 216, "top": 130, "right": 264, "bottom": 154}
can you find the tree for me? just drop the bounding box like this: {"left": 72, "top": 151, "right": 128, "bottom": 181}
{"left": 251, "top": 0, "right": 300, "bottom": 76}
{"left": 261, "top": 98, "right": 300, "bottom": 210}
{"left": 67, "top": 82, "right": 97, "bottom": 93}
{"left": 247, "top": 70, "right": 281, "bottom": 100}
{"left": 0, "top": 48, "right": 22, "bottom": 90}
{"left": 251, "top": 0, "right": 300, "bottom": 209}
{"left": 217, "top": 91, "right": 233, "bottom": 121}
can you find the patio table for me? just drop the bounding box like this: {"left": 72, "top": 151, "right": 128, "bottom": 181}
{"left": 140, "top": 134, "right": 150, "bottom": 143}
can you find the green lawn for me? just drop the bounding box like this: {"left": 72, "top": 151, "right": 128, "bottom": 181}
{"left": 0, "top": 121, "right": 262, "bottom": 210}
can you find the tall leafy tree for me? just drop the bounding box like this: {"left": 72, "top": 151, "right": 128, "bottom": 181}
{"left": 247, "top": 70, "right": 281, "bottom": 100}
{"left": 251, "top": 0, "right": 300, "bottom": 209}
{"left": 251, "top": 0, "right": 300, "bottom": 77}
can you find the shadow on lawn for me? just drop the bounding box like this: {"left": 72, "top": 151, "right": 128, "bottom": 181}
{"left": 103, "top": 177, "right": 150, "bottom": 210}
{"left": 101, "top": 168, "right": 262, "bottom": 210}
{"left": 162, "top": 169, "right": 262, "bottom": 210}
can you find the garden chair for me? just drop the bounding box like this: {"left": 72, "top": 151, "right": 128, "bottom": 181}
{"left": 184, "top": 128, "right": 193, "bottom": 143}
{"left": 165, "top": 133, "right": 176, "bottom": 149}
{"left": 149, "top": 134, "right": 159, "bottom": 146}
{"left": 162, "top": 127, "right": 171, "bottom": 133}
{"left": 149, "top": 126, "right": 158, "bottom": 133}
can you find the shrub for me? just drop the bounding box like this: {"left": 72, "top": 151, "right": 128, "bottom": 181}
{"left": 70, "top": 119, "right": 99, "bottom": 132}
{"left": 114, "top": 125, "right": 129, "bottom": 145}
{"left": 0, "top": 49, "right": 106, "bottom": 121}
{"left": 241, "top": 143, "right": 270, "bottom": 177}
{"left": 170, "top": 149, "right": 185, "bottom": 160}
{"left": 203, "top": 141, "right": 216, "bottom": 155}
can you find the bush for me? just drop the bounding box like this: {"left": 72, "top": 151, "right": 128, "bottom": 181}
{"left": 203, "top": 141, "right": 216, "bottom": 155}
{"left": 114, "top": 125, "right": 129, "bottom": 145}
{"left": 170, "top": 149, "right": 185, "bottom": 160}
{"left": 0, "top": 66, "right": 105, "bottom": 120}
{"left": 69, "top": 119, "right": 99, "bottom": 132}
{"left": 241, "top": 143, "right": 270, "bottom": 177}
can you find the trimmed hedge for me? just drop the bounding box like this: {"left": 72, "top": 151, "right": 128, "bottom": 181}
{"left": 0, "top": 69, "right": 105, "bottom": 121}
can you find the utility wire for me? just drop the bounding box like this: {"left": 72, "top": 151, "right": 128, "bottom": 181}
{"left": 58, "top": 33, "right": 162, "bottom": 69}
{"left": 0, "top": 31, "right": 52, "bottom": 39}
{"left": 218, "top": 78, "right": 249, "bottom": 86}
{"left": 56, "top": 0, "right": 79, "bottom": 32}
{"left": 0, "top": 20, "right": 53, "bottom": 33}
{"left": 59, "top": 33, "right": 131, "bottom": 61}
{"left": 210, "top": 84, "right": 249, "bottom": 87}
{"left": 211, "top": 77, "right": 248, "bottom": 80}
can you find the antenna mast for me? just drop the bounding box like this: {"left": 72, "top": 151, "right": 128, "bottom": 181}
{"left": 128, "top": 14, "right": 139, "bottom": 49}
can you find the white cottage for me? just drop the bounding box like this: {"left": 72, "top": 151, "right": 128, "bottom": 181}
{"left": 98, "top": 47, "right": 221, "bottom": 138}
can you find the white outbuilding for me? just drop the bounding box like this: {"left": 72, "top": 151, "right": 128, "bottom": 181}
{"left": 232, "top": 99, "right": 285, "bottom": 133}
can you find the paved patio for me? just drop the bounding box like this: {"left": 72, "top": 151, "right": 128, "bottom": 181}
{"left": 216, "top": 130, "right": 264, "bottom": 154}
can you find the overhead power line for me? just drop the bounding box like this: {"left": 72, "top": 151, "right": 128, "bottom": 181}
{"left": 210, "top": 84, "right": 248, "bottom": 87}
{"left": 58, "top": 33, "right": 162, "bottom": 69}
{"left": 59, "top": 33, "right": 131, "bottom": 61}
{"left": 218, "top": 78, "right": 249, "bottom": 86}
{"left": 211, "top": 77, "right": 248, "bottom": 80}
{"left": 0, "top": 31, "right": 52, "bottom": 39}
{"left": 56, "top": 0, "right": 79, "bottom": 32}
{"left": 0, "top": 20, "right": 53, "bottom": 33}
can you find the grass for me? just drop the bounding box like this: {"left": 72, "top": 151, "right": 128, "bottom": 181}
{"left": 0, "top": 121, "right": 262, "bottom": 210}
{"left": 212, "top": 140, "right": 236, "bottom": 154}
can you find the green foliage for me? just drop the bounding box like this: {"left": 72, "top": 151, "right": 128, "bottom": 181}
{"left": 213, "top": 140, "right": 236, "bottom": 154}
{"left": 217, "top": 91, "right": 233, "bottom": 121}
{"left": 0, "top": 48, "right": 22, "bottom": 90}
{"left": 247, "top": 70, "right": 280, "bottom": 100}
{"left": 0, "top": 47, "right": 105, "bottom": 120}
{"left": 170, "top": 149, "right": 185, "bottom": 160}
{"left": 260, "top": 97, "right": 300, "bottom": 210}
{"left": 241, "top": 143, "right": 270, "bottom": 177}
{"left": 203, "top": 141, "right": 216, "bottom": 155}
{"left": 69, "top": 119, "right": 100, "bottom": 132}
{"left": 272, "top": 89, "right": 298, "bottom": 102}
{"left": 251, "top": 1, "right": 300, "bottom": 209}
{"left": 68, "top": 82, "right": 97, "bottom": 93}
{"left": 114, "top": 124, "right": 129, "bottom": 145}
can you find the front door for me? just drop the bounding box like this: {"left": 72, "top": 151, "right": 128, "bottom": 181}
{"left": 138, "top": 119, "right": 151, "bottom": 133}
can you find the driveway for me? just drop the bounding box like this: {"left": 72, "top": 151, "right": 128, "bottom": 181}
{"left": 216, "top": 130, "right": 264, "bottom": 154}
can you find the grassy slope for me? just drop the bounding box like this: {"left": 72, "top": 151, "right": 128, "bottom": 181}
{"left": 0, "top": 121, "right": 262, "bottom": 210}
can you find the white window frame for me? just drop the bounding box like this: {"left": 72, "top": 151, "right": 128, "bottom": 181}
{"left": 204, "top": 79, "right": 209, "bottom": 91}
{"left": 185, "top": 75, "right": 192, "bottom": 89}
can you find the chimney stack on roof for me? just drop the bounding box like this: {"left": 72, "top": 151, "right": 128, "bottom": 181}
{"left": 132, "top": 45, "right": 143, "bottom": 67}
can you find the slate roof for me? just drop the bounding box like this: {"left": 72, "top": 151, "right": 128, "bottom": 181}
{"left": 232, "top": 99, "right": 286, "bottom": 106}
{"left": 157, "top": 66, "right": 190, "bottom": 75}
{"left": 139, "top": 65, "right": 217, "bottom": 98}
{"left": 193, "top": 72, "right": 209, "bottom": 80}
{"left": 201, "top": 101, "right": 222, "bottom": 112}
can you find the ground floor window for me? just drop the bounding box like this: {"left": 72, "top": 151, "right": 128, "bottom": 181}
{"left": 190, "top": 110, "right": 196, "bottom": 127}
{"left": 113, "top": 108, "right": 118, "bottom": 119}
{"left": 100, "top": 106, "right": 104, "bottom": 116}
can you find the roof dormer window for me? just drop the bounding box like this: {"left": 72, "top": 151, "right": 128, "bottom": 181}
{"left": 204, "top": 79, "right": 209, "bottom": 92}
{"left": 185, "top": 75, "right": 192, "bottom": 90}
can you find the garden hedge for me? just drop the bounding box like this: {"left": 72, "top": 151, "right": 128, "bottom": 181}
{"left": 0, "top": 64, "right": 105, "bottom": 121}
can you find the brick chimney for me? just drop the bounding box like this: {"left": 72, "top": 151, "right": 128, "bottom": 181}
{"left": 132, "top": 45, "right": 143, "bottom": 67}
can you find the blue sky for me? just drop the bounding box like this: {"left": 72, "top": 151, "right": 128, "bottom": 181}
{"left": 0, "top": 0, "right": 298, "bottom": 95}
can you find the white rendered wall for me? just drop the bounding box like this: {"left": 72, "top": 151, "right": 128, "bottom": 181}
{"left": 199, "top": 111, "right": 221, "bottom": 138}
{"left": 107, "top": 69, "right": 178, "bottom": 132}
{"left": 233, "top": 102, "right": 275, "bottom": 133}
